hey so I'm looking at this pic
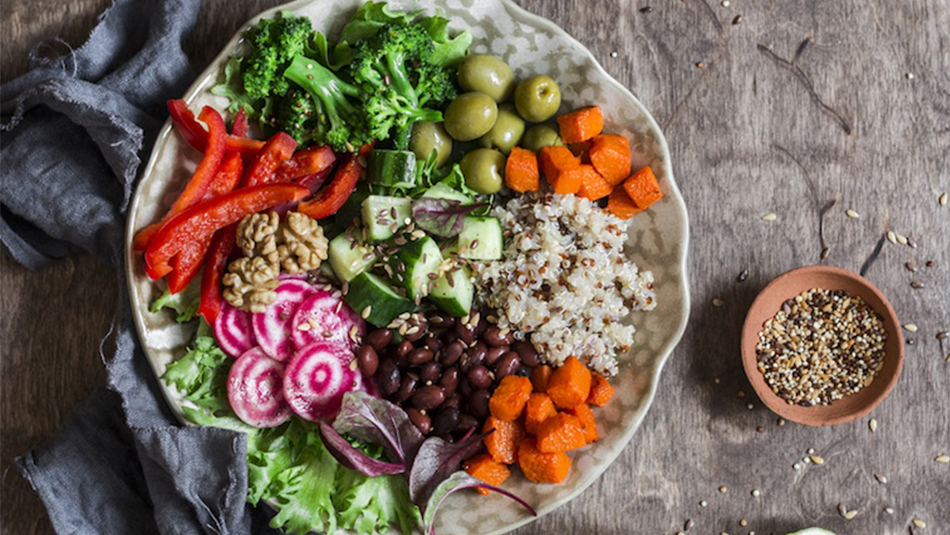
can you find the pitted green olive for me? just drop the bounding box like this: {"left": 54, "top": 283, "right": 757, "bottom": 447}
{"left": 514, "top": 75, "right": 561, "bottom": 122}
{"left": 521, "top": 124, "right": 563, "bottom": 152}
{"left": 443, "top": 92, "right": 498, "bottom": 142}
{"left": 460, "top": 148, "right": 505, "bottom": 194}
{"left": 457, "top": 54, "right": 516, "bottom": 103}
{"left": 409, "top": 122, "right": 453, "bottom": 167}
{"left": 478, "top": 104, "right": 525, "bottom": 154}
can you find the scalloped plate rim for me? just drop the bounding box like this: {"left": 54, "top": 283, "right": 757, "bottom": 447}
{"left": 125, "top": 1, "right": 691, "bottom": 534}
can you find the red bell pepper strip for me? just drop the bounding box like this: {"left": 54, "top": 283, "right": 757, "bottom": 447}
{"left": 197, "top": 225, "right": 237, "bottom": 323}
{"left": 167, "top": 234, "right": 212, "bottom": 294}
{"left": 296, "top": 152, "right": 364, "bottom": 220}
{"left": 144, "top": 184, "right": 309, "bottom": 280}
{"left": 270, "top": 146, "right": 336, "bottom": 185}
{"left": 167, "top": 99, "right": 264, "bottom": 156}
{"left": 231, "top": 108, "right": 249, "bottom": 137}
{"left": 202, "top": 152, "right": 244, "bottom": 201}
{"left": 242, "top": 132, "right": 298, "bottom": 187}
{"left": 133, "top": 106, "right": 228, "bottom": 251}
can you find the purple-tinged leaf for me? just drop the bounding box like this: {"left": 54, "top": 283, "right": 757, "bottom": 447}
{"left": 411, "top": 198, "right": 486, "bottom": 238}
{"left": 332, "top": 391, "right": 425, "bottom": 465}
{"left": 422, "top": 471, "right": 537, "bottom": 535}
{"left": 318, "top": 421, "right": 406, "bottom": 476}
{"left": 407, "top": 431, "right": 486, "bottom": 505}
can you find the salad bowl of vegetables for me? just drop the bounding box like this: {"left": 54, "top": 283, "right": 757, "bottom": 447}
{"left": 126, "top": 1, "right": 690, "bottom": 534}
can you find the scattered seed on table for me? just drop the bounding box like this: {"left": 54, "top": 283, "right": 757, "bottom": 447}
{"left": 887, "top": 231, "right": 898, "bottom": 244}
{"left": 738, "top": 390, "right": 745, "bottom": 398}
{"left": 906, "top": 72, "right": 915, "bottom": 79}
{"left": 874, "top": 473, "right": 887, "bottom": 484}
{"left": 908, "top": 339, "right": 916, "bottom": 346}
{"left": 821, "top": 246, "right": 831, "bottom": 260}
{"left": 925, "top": 260, "right": 935, "bottom": 268}
{"left": 713, "top": 297, "right": 725, "bottom": 307}
{"left": 696, "top": 61, "right": 705, "bottom": 68}
{"left": 911, "top": 281, "right": 925, "bottom": 289}
{"left": 935, "top": 454, "right": 950, "bottom": 463}
{"left": 793, "top": 462, "right": 802, "bottom": 470}
{"left": 685, "top": 519, "right": 694, "bottom": 531}
{"left": 913, "top": 518, "right": 926, "bottom": 529}
{"left": 751, "top": 489, "right": 761, "bottom": 497}
{"left": 747, "top": 403, "right": 754, "bottom": 410}
{"left": 638, "top": 6, "right": 652, "bottom": 13}
{"left": 756, "top": 425, "right": 765, "bottom": 432}
{"left": 937, "top": 331, "right": 948, "bottom": 341}
{"left": 700, "top": 500, "right": 708, "bottom": 507}
{"left": 739, "top": 519, "right": 748, "bottom": 527}
{"left": 885, "top": 507, "right": 895, "bottom": 515}
{"left": 721, "top": 0, "right": 730, "bottom": 6}
{"left": 778, "top": 418, "right": 786, "bottom": 426}
{"left": 719, "top": 485, "right": 728, "bottom": 493}
{"left": 869, "top": 418, "right": 878, "bottom": 432}
{"left": 846, "top": 209, "right": 861, "bottom": 218}
{"left": 940, "top": 192, "right": 948, "bottom": 206}
{"left": 906, "top": 261, "right": 918, "bottom": 272}
{"left": 844, "top": 510, "right": 858, "bottom": 520}
{"left": 807, "top": 448, "right": 815, "bottom": 455}
{"left": 732, "top": 14, "right": 742, "bottom": 24}
{"left": 837, "top": 503, "right": 848, "bottom": 516}
{"left": 762, "top": 212, "right": 777, "bottom": 221}
{"left": 907, "top": 235, "right": 918, "bottom": 248}
{"left": 714, "top": 377, "right": 721, "bottom": 384}
{"left": 737, "top": 268, "right": 749, "bottom": 282}
{"left": 811, "top": 455, "right": 825, "bottom": 465}
{"left": 904, "top": 323, "right": 919, "bottom": 332}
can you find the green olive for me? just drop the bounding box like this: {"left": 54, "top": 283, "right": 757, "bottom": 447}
{"left": 478, "top": 104, "right": 525, "bottom": 154}
{"left": 457, "top": 54, "right": 516, "bottom": 103}
{"left": 521, "top": 124, "right": 563, "bottom": 152}
{"left": 409, "top": 122, "right": 453, "bottom": 168}
{"left": 443, "top": 92, "right": 498, "bottom": 142}
{"left": 460, "top": 148, "right": 505, "bottom": 194}
{"left": 514, "top": 75, "right": 561, "bottom": 122}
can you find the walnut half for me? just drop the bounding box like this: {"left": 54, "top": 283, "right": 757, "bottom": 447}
{"left": 277, "top": 212, "right": 328, "bottom": 274}
{"left": 222, "top": 256, "right": 280, "bottom": 313}
{"left": 236, "top": 212, "right": 280, "bottom": 264}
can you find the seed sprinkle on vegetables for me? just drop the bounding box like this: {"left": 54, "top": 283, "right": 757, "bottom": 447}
{"left": 755, "top": 288, "right": 886, "bottom": 406}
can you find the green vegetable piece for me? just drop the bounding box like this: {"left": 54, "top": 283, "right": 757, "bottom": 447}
{"left": 514, "top": 74, "right": 562, "bottom": 122}
{"left": 409, "top": 122, "right": 453, "bottom": 168}
{"left": 345, "top": 272, "right": 415, "bottom": 327}
{"left": 458, "top": 54, "right": 515, "bottom": 103}
{"left": 430, "top": 265, "right": 474, "bottom": 317}
{"left": 366, "top": 150, "right": 418, "bottom": 190}
{"left": 418, "top": 15, "right": 474, "bottom": 67}
{"left": 460, "top": 148, "right": 505, "bottom": 194}
{"left": 149, "top": 279, "right": 201, "bottom": 323}
{"left": 521, "top": 123, "right": 564, "bottom": 152}
{"left": 478, "top": 104, "right": 525, "bottom": 154}
{"left": 443, "top": 92, "right": 498, "bottom": 142}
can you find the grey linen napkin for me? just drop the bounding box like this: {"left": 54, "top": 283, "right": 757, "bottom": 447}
{"left": 1, "top": 1, "right": 279, "bottom": 533}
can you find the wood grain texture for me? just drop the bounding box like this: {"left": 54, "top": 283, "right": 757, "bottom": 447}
{"left": 2, "top": 1, "right": 948, "bottom": 535}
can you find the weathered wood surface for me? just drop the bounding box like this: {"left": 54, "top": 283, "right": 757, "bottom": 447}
{"left": 2, "top": 1, "right": 948, "bottom": 534}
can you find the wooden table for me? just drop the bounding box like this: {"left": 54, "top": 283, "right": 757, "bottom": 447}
{"left": 3, "top": 1, "right": 948, "bottom": 534}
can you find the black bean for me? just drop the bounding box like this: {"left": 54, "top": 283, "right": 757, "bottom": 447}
{"left": 456, "top": 414, "right": 479, "bottom": 434}
{"left": 441, "top": 341, "right": 465, "bottom": 367}
{"left": 467, "top": 365, "right": 493, "bottom": 389}
{"left": 474, "top": 316, "right": 489, "bottom": 336}
{"left": 494, "top": 352, "right": 521, "bottom": 380}
{"left": 468, "top": 389, "right": 491, "bottom": 418}
{"left": 378, "top": 359, "right": 401, "bottom": 395}
{"left": 408, "top": 348, "right": 434, "bottom": 366}
{"left": 464, "top": 342, "right": 488, "bottom": 370}
{"left": 429, "top": 312, "right": 456, "bottom": 330}
{"left": 443, "top": 392, "right": 462, "bottom": 410}
{"left": 394, "top": 375, "right": 417, "bottom": 403}
{"left": 484, "top": 326, "right": 514, "bottom": 347}
{"left": 432, "top": 407, "right": 460, "bottom": 435}
{"left": 420, "top": 361, "right": 442, "bottom": 383}
{"left": 458, "top": 379, "right": 473, "bottom": 398}
{"left": 365, "top": 328, "right": 393, "bottom": 351}
{"left": 412, "top": 385, "right": 446, "bottom": 410}
{"left": 424, "top": 336, "right": 443, "bottom": 354}
{"left": 395, "top": 340, "right": 414, "bottom": 365}
{"left": 439, "top": 368, "right": 460, "bottom": 397}
{"left": 456, "top": 321, "right": 477, "bottom": 345}
{"left": 485, "top": 345, "right": 508, "bottom": 366}
{"left": 357, "top": 345, "right": 379, "bottom": 376}
{"left": 405, "top": 323, "right": 427, "bottom": 342}
{"left": 407, "top": 408, "right": 431, "bottom": 435}
{"left": 512, "top": 340, "right": 540, "bottom": 368}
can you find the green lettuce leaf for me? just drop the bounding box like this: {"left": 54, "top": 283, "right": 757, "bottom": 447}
{"left": 162, "top": 329, "right": 232, "bottom": 413}
{"left": 211, "top": 56, "right": 265, "bottom": 116}
{"left": 418, "top": 15, "right": 473, "bottom": 67}
{"left": 149, "top": 280, "right": 201, "bottom": 323}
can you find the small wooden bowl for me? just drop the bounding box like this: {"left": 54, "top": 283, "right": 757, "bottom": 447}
{"left": 740, "top": 265, "right": 904, "bottom": 426}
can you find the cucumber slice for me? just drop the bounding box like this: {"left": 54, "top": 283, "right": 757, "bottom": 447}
{"left": 328, "top": 229, "right": 376, "bottom": 282}
{"left": 362, "top": 195, "right": 412, "bottom": 242}
{"left": 457, "top": 216, "right": 503, "bottom": 260}
{"left": 366, "top": 149, "right": 417, "bottom": 189}
{"left": 345, "top": 272, "right": 414, "bottom": 327}
{"left": 391, "top": 237, "right": 443, "bottom": 301}
{"left": 422, "top": 181, "right": 473, "bottom": 205}
{"left": 430, "top": 265, "right": 474, "bottom": 317}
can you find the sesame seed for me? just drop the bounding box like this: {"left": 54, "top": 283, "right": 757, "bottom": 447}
{"left": 940, "top": 192, "right": 948, "bottom": 206}
{"left": 904, "top": 323, "right": 919, "bottom": 332}
{"left": 297, "top": 323, "right": 311, "bottom": 331}
{"left": 751, "top": 489, "right": 761, "bottom": 497}
{"left": 610, "top": 51, "right": 618, "bottom": 57}
{"left": 762, "top": 212, "right": 778, "bottom": 221}
{"left": 719, "top": 485, "right": 728, "bottom": 493}
{"left": 885, "top": 507, "right": 894, "bottom": 514}
{"left": 721, "top": 0, "right": 730, "bottom": 6}
{"left": 810, "top": 455, "right": 825, "bottom": 465}
{"left": 887, "top": 231, "right": 897, "bottom": 244}
{"left": 700, "top": 500, "right": 708, "bottom": 507}
{"left": 906, "top": 72, "right": 915, "bottom": 79}
{"left": 913, "top": 519, "right": 926, "bottom": 529}
{"left": 846, "top": 209, "right": 861, "bottom": 218}
{"left": 732, "top": 14, "right": 742, "bottom": 24}
{"left": 739, "top": 519, "right": 748, "bottom": 527}
{"left": 935, "top": 454, "right": 950, "bottom": 463}
{"left": 896, "top": 233, "right": 909, "bottom": 245}
{"left": 844, "top": 510, "right": 857, "bottom": 520}
{"left": 712, "top": 297, "right": 725, "bottom": 307}
{"left": 361, "top": 306, "right": 372, "bottom": 319}
{"left": 869, "top": 418, "right": 878, "bottom": 432}
{"left": 793, "top": 463, "right": 802, "bottom": 470}
{"left": 874, "top": 473, "right": 887, "bottom": 484}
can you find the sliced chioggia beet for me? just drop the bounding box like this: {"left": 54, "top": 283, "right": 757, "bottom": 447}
{"left": 283, "top": 341, "right": 359, "bottom": 421}
{"left": 252, "top": 279, "right": 316, "bottom": 362}
{"left": 291, "top": 291, "right": 365, "bottom": 352}
{"left": 227, "top": 347, "right": 292, "bottom": 428}
{"left": 214, "top": 302, "right": 256, "bottom": 358}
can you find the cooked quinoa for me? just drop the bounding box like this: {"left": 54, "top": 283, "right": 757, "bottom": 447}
{"left": 473, "top": 193, "right": 657, "bottom": 376}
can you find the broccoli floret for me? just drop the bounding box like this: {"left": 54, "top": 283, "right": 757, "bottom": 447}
{"left": 284, "top": 55, "right": 374, "bottom": 152}
{"left": 275, "top": 88, "right": 319, "bottom": 144}
{"left": 242, "top": 13, "right": 314, "bottom": 101}
{"left": 345, "top": 23, "right": 457, "bottom": 148}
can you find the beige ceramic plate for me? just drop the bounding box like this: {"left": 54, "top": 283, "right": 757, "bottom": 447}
{"left": 125, "top": 1, "right": 691, "bottom": 533}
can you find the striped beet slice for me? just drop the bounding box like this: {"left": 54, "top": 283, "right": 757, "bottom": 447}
{"left": 291, "top": 291, "right": 365, "bottom": 352}
{"left": 283, "top": 341, "right": 357, "bottom": 421}
{"left": 252, "top": 279, "right": 316, "bottom": 362}
{"left": 227, "top": 347, "right": 291, "bottom": 428}
{"left": 213, "top": 303, "right": 255, "bottom": 358}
